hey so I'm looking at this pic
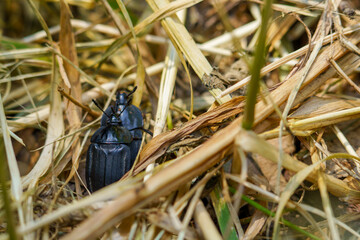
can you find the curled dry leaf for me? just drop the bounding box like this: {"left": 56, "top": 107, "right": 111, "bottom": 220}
{"left": 135, "top": 96, "right": 245, "bottom": 175}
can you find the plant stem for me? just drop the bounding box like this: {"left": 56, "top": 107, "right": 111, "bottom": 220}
{"left": 242, "top": 0, "right": 273, "bottom": 129}
{"left": 0, "top": 139, "right": 18, "bottom": 240}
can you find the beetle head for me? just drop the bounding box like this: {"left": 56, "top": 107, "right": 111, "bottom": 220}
{"left": 115, "top": 86, "right": 137, "bottom": 106}
{"left": 107, "top": 99, "right": 132, "bottom": 125}
{"left": 108, "top": 114, "right": 121, "bottom": 125}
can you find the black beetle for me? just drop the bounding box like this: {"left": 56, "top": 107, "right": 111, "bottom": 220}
{"left": 86, "top": 88, "right": 152, "bottom": 192}
{"left": 100, "top": 87, "right": 143, "bottom": 163}
{"left": 86, "top": 112, "right": 134, "bottom": 192}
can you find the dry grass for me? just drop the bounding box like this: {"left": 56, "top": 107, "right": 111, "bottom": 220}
{"left": 1, "top": 0, "right": 360, "bottom": 239}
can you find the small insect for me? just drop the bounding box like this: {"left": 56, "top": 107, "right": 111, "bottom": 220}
{"left": 86, "top": 89, "right": 149, "bottom": 192}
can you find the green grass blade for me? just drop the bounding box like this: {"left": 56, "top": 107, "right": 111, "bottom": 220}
{"left": 210, "top": 184, "right": 239, "bottom": 240}
{"left": 242, "top": 0, "right": 273, "bottom": 129}
{"left": 0, "top": 140, "right": 18, "bottom": 240}
{"left": 241, "top": 195, "right": 321, "bottom": 240}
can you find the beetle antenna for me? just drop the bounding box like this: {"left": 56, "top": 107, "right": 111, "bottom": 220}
{"left": 92, "top": 99, "right": 111, "bottom": 118}
{"left": 110, "top": 105, "right": 116, "bottom": 115}
{"left": 119, "top": 100, "right": 131, "bottom": 115}
{"left": 127, "top": 86, "right": 137, "bottom": 98}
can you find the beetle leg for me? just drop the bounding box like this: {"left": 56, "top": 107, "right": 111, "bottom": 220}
{"left": 129, "top": 127, "right": 153, "bottom": 137}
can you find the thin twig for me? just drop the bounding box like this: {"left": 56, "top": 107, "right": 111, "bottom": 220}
{"left": 58, "top": 87, "right": 100, "bottom": 118}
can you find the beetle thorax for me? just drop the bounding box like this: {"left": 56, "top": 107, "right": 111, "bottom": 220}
{"left": 116, "top": 93, "right": 128, "bottom": 106}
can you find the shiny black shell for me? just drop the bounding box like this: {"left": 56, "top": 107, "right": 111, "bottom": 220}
{"left": 101, "top": 92, "right": 143, "bottom": 162}
{"left": 86, "top": 121, "right": 133, "bottom": 192}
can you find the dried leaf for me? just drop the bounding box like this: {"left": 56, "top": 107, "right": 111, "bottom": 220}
{"left": 59, "top": 0, "right": 82, "bottom": 188}
{"left": 290, "top": 96, "right": 360, "bottom": 119}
